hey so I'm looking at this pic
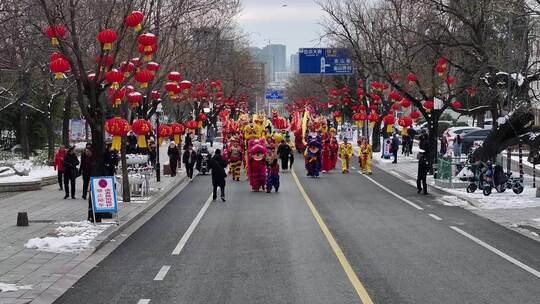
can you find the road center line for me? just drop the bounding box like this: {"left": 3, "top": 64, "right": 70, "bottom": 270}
{"left": 359, "top": 171, "right": 424, "bottom": 210}
{"left": 137, "top": 299, "right": 150, "bottom": 304}
{"left": 172, "top": 195, "right": 213, "bottom": 255}
{"left": 450, "top": 226, "right": 540, "bottom": 279}
{"left": 291, "top": 169, "right": 374, "bottom": 304}
{"left": 428, "top": 214, "right": 442, "bottom": 221}
{"left": 153, "top": 265, "right": 171, "bottom": 281}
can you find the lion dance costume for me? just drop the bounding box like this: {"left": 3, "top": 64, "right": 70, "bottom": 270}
{"left": 359, "top": 141, "right": 373, "bottom": 174}
{"left": 339, "top": 140, "right": 353, "bottom": 173}
{"left": 227, "top": 138, "right": 243, "bottom": 181}
{"left": 305, "top": 135, "right": 322, "bottom": 177}
{"left": 248, "top": 139, "right": 267, "bottom": 191}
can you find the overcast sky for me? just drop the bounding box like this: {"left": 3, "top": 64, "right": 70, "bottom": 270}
{"left": 236, "top": 0, "right": 325, "bottom": 59}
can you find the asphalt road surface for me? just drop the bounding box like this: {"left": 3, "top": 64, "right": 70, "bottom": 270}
{"left": 53, "top": 156, "right": 540, "bottom": 304}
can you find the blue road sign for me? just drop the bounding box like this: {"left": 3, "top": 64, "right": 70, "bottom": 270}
{"left": 265, "top": 90, "right": 284, "bottom": 100}
{"left": 298, "top": 48, "right": 354, "bottom": 75}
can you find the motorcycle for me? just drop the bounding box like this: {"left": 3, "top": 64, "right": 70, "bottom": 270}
{"left": 196, "top": 144, "right": 210, "bottom": 175}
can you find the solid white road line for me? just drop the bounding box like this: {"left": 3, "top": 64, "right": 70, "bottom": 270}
{"left": 428, "top": 214, "right": 442, "bottom": 221}
{"left": 153, "top": 265, "right": 171, "bottom": 281}
{"left": 359, "top": 171, "right": 424, "bottom": 210}
{"left": 450, "top": 226, "right": 540, "bottom": 279}
{"left": 172, "top": 195, "right": 213, "bottom": 255}
{"left": 137, "top": 300, "right": 150, "bottom": 304}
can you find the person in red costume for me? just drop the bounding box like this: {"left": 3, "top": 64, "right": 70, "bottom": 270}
{"left": 321, "top": 139, "right": 333, "bottom": 173}
{"left": 328, "top": 130, "right": 339, "bottom": 169}
{"left": 247, "top": 139, "right": 267, "bottom": 192}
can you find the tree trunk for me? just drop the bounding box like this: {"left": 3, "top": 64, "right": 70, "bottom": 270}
{"left": 62, "top": 93, "right": 72, "bottom": 146}
{"left": 120, "top": 137, "right": 130, "bottom": 203}
{"left": 90, "top": 123, "right": 105, "bottom": 177}
{"left": 19, "top": 71, "right": 31, "bottom": 159}
{"left": 428, "top": 114, "right": 439, "bottom": 166}
{"left": 477, "top": 112, "right": 485, "bottom": 128}
{"left": 372, "top": 121, "right": 382, "bottom": 152}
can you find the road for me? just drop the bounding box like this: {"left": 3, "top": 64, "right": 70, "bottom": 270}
{"left": 53, "top": 155, "right": 540, "bottom": 304}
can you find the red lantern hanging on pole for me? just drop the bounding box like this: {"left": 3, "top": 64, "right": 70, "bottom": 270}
{"left": 97, "top": 29, "right": 118, "bottom": 51}
{"left": 406, "top": 72, "right": 417, "bottom": 84}
{"left": 368, "top": 113, "right": 379, "bottom": 129}
{"left": 410, "top": 110, "right": 421, "bottom": 120}
{"left": 383, "top": 114, "right": 396, "bottom": 133}
{"left": 134, "top": 69, "right": 154, "bottom": 88}
{"left": 170, "top": 123, "right": 185, "bottom": 144}
{"left": 106, "top": 117, "right": 130, "bottom": 151}
{"left": 147, "top": 62, "right": 160, "bottom": 75}
{"left": 131, "top": 119, "right": 152, "bottom": 148}
{"left": 127, "top": 91, "right": 143, "bottom": 107}
{"left": 157, "top": 125, "right": 172, "bottom": 146}
{"left": 168, "top": 72, "right": 182, "bottom": 84}
{"left": 185, "top": 120, "right": 198, "bottom": 131}
{"left": 105, "top": 69, "right": 124, "bottom": 89}
{"left": 197, "top": 113, "right": 207, "bottom": 129}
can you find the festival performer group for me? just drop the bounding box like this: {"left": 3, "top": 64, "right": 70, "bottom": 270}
{"left": 216, "top": 107, "right": 373, "bottom": 192}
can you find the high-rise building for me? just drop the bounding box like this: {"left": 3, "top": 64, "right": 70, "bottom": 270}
{"left": 290, "top": 53, "right": 299, "bottom": 73}
{"left": 248, "top": 44, "right": 286, "bottom": 82}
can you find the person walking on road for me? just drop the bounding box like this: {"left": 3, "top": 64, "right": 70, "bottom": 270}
{"left": 417, "top": 133, "right": 431, "bottom": 195}
{"left": 285, "top": 135, "right": 295, "bottom": 169}
{"left": 277, "top": 139, "right": 292, "bottom": 171}
{"left": 183, "top": 144, "right": 197, "bottom": 181}
{"left": 167, "top": 141, "right": 180, "bottom": 177}
{"left": 339, "top": 138, "right": 353, "bottom": 173}
{"left": 227, "top": 138, "right": 242, "bottom": 181}
{"left": 391, "top": 134, "right": 400, "bottom": 163}
{"left": 359, "top": 137, "right": 372, "bottom": 175}
{"left": 62, "top": 146, "right": 80, "bottom": 199}
{"left": 80, "top": 143, "right": 93, "bottom": 200}
{"left": 209, "top": 149, "right": 227, "bottom": 202}
{"left": 54, "top": 145, "right": 66, "bottom": 191}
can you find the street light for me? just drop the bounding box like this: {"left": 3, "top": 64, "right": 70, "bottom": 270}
{"left": 155, "top": 103, "right": 163, "bottom": 182}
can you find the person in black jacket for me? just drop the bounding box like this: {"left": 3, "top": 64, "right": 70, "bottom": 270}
{"left": 62, "top": 146, "right": 80, "bottom": 199}
{"left": 183, "top": 144, "right": 197, "bottom": 181}
{"left": 167, "top": 141, "right": 180, "bottom": 177}
{"left": 104, "top": 144, "right": 119, "bottom": 176}
{"left": 277, "top": 140, "right": 292, "bottom": 171}
{"left": 417, "top": 134, "right": 431, "bottom": 195}
{"left": 208, "top": 149, "right": 228, "bottom": 202}
{"left": 80, "top": 143, "right": 93, "bottom": 199}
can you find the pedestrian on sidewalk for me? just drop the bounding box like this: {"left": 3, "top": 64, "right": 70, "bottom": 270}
{"left": 183, "top": 144, "right": 197, "bottom": 181}
{"left": 408, "top": 126, "right": 416, "bottom": 153}
{"left": 391, "top": 134, "right": 400, "bottom": 163}
{"left": 104, "top": 144, "right": 119, "bottom": 176}
{"left": 62, "top": 146, "right": 80, "bottom": 199}
{"left": 148, "top": 140, "right": 157, "bottom": 167}
{"left": 167, "top": 141, "right": 180, "bottom": 177}
{"left": 453, "top": 134, "right": 463, "bottom": 158}
{"left": 277, "top": 139, "right": 292, "bottom": 171}
{"left": 80, "top": 143, "right": 93, "bottom": 200}
{"left": 440, "top": 136, "right": 448, "bottom": 156}
{"left": 54, "top": 145, "right": 66, "bottom": 191}
{"left": 339, "top": 138, "right": 353, "bottom": 173}
{"left": 417, "top": 149, "right": 430, "bottom": 195}
{"left": 209, "top": 149, "right": 227, "bottom": 202}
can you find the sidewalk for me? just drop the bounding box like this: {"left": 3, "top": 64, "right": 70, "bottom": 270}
{"left": 371, "top": 149, "right": 540, "bottom": 241}
{"left": 0, "top": 145, "right": 186, "bottom": 303}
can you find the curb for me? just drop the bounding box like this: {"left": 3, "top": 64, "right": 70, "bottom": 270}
{"left": 90, "top": 174, "right": 188, "bottom": 252}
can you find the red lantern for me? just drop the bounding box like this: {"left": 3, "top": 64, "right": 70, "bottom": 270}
{"left": 435, "top": 65, "right": 446, "bottom": 77}
{"left": 168, "top": 72, "right": 182, "bottom": 83}
{"left": 134, "top": 69, "right": 154, "bottom": 88}
{"left": 407, "top": 72, "right": 417, "bottom": 84}
{"left": 370, "top": 104, "right": 378, "bottom": 111}
{"left": 400, "top": 98, "right": 411, "bottom": 108}
{"left": 388, "top": 91, "right": 401, "bottom": 101}
{"left": 45, "top": 25, "right": 65, "bottom": 45}
{"left": 131, "top": 119, "right": 152, "bottom": 147}
{"left": 357, "top": 79, "right": 364, "bottom": 86}
{"left": 423, "top": 101, "right": 434, "bottom": 111}
{"left": 371, "top": 81, "right": 383, "bottom": 91}
{"left": 125, "top": 11, "right": 144, "bottom": 32}
{"left": 96, "top": 55, "right": 113, "bottom": 71}
{"left": 356, "top": 88, "right": 364, "bottom": 97}
{"left": 157, "top": 125, "right": 172, "bottom": 145}
{"left": 105, "top": 69, "right": 124, "bottom": 89}
{"left": 105, "top": 117, "right": 130, "bottom": 150}
{"left": 164, "top": 82, "right": 179, "bottom": 97}
{"left": 332, "top": 111, "right": 343, "bottom": 123}
{"left": 437, "top": 57, "right": 447, "bottom": 68}
{"left": 130, "top": 57, "right": 143, "bottom": 67}
{"left": 50, "top": 52, "right": 66, "bottom": 61}
{"left": 370, "top": 94, "right": 381, "bottom": 103}
{"left": 137, "top": 33, "right": 157, "bottom": 52}
{"left": 179, "top": 80, "right": 192, "bottom": 94}
{"left": 109, "top": 87, "right": 126, "bottom": 107}
{"left": 127, "top": 91, "right": 143, "bottom": 107}
{"left": 197, "top": 113, "right": 207, "bottom": 128}
{"left": 137, "top": 44, "right": 157, "bottom": 61}
{"left": 170, "top": 123, "right": 185, "bottom": 143}
{"left": 410, "top": 110, "right": 421, "bottom": 120}
{"left": 342, "top": 97, "right": 351, "bottom": 105}
{"left": 451, "top": 100, "right": 462, "bottom": 109}
{"left": 185, "top": 120, "right": 198, "bottom": 130}
{"left": 151, "top": 90, "right": 161, "bottom": 100}
{"left": 97, "top": 29, "right": 117, "bottom": 51}
{"left": 120, "top": 61, "right": 135, "bottom": 77}
{"left": 466, "top": 87, "right": 477, "bottom": 97}
{"left": 391, "top": 103, "right": 401, "bottom": 111}
{"left": 49, "top": 58, "right": 70, "bottom": 80}
{"left": 147, "top": 62, "right": 160, "bottom": 74}
{"left": 445, "top": 76, "right": 456, "bottom": 86}
{"left": 383, "top": 114, "right": 396, "bottom": 133}
{"left": 368, "top": 112, "right": 379, "bottom": 128}
{"left": 359, "top": 104, "right": 367, "bottom": 112}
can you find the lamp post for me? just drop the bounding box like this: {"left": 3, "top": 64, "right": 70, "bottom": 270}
{"left": 155, "top": 103, "right": 163, "bottom": 182}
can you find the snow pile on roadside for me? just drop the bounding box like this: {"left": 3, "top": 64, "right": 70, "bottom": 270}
{"left": 0, "top": 282, "right": 32, "bottom": 293}
{"left": 25, "top": 221, "right": 111, "bottom": 253}
{"left": 446, "top": 187, "right": 540, "bottom": 210}
{"left": 438, "top": 195, "right": 471, "bottom": 207}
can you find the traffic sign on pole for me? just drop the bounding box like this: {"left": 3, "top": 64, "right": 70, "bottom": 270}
{"left": 265, "top": 90, "right": 284, "bottom": 100}
{"left": 298, "top": 48, "right": 353, "bottom": 75}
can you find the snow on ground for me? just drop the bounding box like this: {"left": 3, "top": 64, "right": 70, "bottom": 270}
{"left": 25, "top": 221, "right": 112, "bottom": 253}
{"left": 437, "top": 195, "right": 473, "bottom": 207}
{"left": 445, "top": 187, "right": 540, "bottom": 210}
{"left": 0, "top": 282, "right": 32, "bottom": 293}
{"left": 0, "top": 165, "right": 55, "bottom": 184}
